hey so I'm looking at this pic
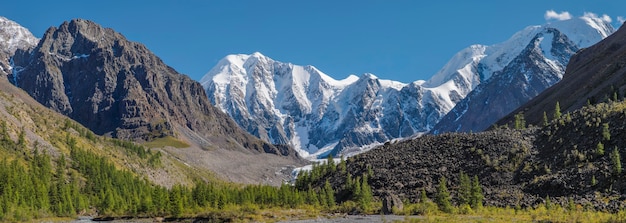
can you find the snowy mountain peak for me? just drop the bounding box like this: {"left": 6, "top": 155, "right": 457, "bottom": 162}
{"left": 0, "top": 16, "right": 38, "bottom": 55}
{"left": 546, "top": 12, "right": 615, "bottom": 48}
{"left": 203, "top": 12, "right": 615, "bottom": 158}
{"left": 430, "top": 13, "right": 615, "bottom": 134}
{"left": 0, "top": 16, "right": 38, "bottom": 76}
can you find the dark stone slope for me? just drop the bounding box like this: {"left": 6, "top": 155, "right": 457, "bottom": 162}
{"left": 316, "top": 100, "right": 626, "bottom": 211}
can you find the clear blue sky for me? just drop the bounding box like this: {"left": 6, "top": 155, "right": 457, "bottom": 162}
{"left": 1, "top": 1, "right": 624, "bottom": 83}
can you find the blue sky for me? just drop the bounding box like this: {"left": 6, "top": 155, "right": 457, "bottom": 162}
{"left": 1, "top": 1, "right": 625, "bottom": 83}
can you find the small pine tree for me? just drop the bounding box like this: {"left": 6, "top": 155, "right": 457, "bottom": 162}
{"left": 597, "top": 142, "right": 605, "bottom": 156}
{"left": 514, "top": 112, "right": 526, "bottom": 130}
{"left": 338, "top": 156, "right": 347, "bottom": 174}
{"left": 567, "top": 197, "right": 576, "bottom": 211}
{"left": 359, "top": 175, "right": 373, "bottom": 211}
{"left": 554, "top": 101, "right": 562, "bottom": 120}
{"left": 327, "top": 154, "right": 336, "bottom": 173}
{"left": 611, "top": 147, "right": 622, "bottom": 175}
{"left": 458, "top": 171, "right": 471, "bottom": 206}
{"left": 419, "top": 188, "right": 429, "bottom": 203}
{"left": 470, "top": 176, "right": 483, "bottom": 209}
{"left": 602, "top": 123, "right": 611, "bottom": 141}
{"left": 323, "top": 180, "right": 335, "bottom": 209}
{"left": 543, "top": 111, "right": 549, "bottom": 127}
{"left": 545, "top": 195, "right": 553, "bottom": 210}
{"left": 435, "top": 176, "right": 453, "bottom": 213}
{"left": 591, "top": 175, "right": 597, "bottom": 186}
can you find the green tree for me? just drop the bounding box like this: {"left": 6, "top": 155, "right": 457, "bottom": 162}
{"left": 597, "top": 142, "right": 605, "bottom": 156}
{"left": 543, "top": 111, "right": 549, "bottom": 127}
{"left": 419, "top": 188, "right": 429, "bottom": 203}
{"left": 554, "top": 101, "right": 562, "bottom": 120}
{"left": 323, "top": 180, "right": 335, "bottom": 209}
{"left": 611, "top": 147, "right": 622, "bottom": 175}
{"left": 358, "top": 175, "right": 373, "bottom": 211}
{"left": 545, "top": 195, "right": 553, "bottom": 210}
{"left": 514, "top": 112, "right": 526, "bottom": 130}
{"left": 338, "top": 156, "right": 347, "bottom": 174}
{"left": 435, "top": 176, "right": 453, "bottom": 213}
{"left": 592, "top": 175, "right": 597, "bottom": 186}
{"left": 326, "top": 154, "right": 336, "bottom": 173}
{"left": 470, "top": 176, "right": 483, "bottom": 209}
{"left": 458, "top": 171, "right": 471, "bottom": 206}
{"left": 602, "top": 123, "right": 611, "bottom": 141}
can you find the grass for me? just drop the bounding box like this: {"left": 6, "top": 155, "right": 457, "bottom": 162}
{"left": 144, "top": 136, "right": 190, "bottom": 148}
{"left": 395, "top": 205, "right": 626, "bottom": 223}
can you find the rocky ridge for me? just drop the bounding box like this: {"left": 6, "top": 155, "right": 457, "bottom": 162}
{"left": 7, "top": 19, "right": 303, "bottom": 185}
{"left": 498, "top": 21, "right": 626, "bottom": 127}
{"left": 319, "top": 100, "right": 626, "bottom": 210}
{"left": 203, "top": 14, "right": 614, "bottom": 158}
{"left": 431, "top": 15, "right": 614, "bottom": 133}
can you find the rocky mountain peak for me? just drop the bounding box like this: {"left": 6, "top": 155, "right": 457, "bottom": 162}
{"left": 10, "top": 19, "right": 298, "bottom": 160}
{"left": 0, "top": 16, "right": 38, "bottom": 76}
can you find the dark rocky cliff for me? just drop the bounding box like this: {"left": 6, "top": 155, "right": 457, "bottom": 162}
{"left": 10, "top": 19, "right": 296, "bottom": 158}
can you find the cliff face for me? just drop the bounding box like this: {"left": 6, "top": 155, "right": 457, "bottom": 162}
{"left": 10, "top": 19, "right": 297, "bottom": 158}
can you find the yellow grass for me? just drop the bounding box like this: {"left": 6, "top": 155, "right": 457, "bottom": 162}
{"left": 144, "top": 136, "right": 190, "bottom": 148}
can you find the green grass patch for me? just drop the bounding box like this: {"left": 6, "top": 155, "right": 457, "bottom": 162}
{"left": 144, "top": 136, "right": 190, "bottom": 148}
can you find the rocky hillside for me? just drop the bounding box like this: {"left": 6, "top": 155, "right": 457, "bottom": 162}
{"left": 0, "top": 77, "right": 204, "bottom": 188}
{"left": 315, "top": 99, "right": 626, "bottom": 210}
{"left": 7, "top": 19, "right": 303, "bottom": 185}
{"left": 498, "top": 22, "right": 626, "bottom": 127}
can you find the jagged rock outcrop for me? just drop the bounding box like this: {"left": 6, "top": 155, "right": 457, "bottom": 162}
{"left": 10, "top": 19, "right": 298, "bottom": 158}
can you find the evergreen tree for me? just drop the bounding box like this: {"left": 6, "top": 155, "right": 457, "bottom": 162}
{"left": 545, "top": 195, "right": 553, "bottom": 210}
{"left": 435, "top": 176, "right": 453, "bottom": 213}
{"left": 458, "top": 171, "right": 471, "bottom": 206}
{"left": 597, "top": 142, "right": 605, "bottom": 156}
{"left": 543, "top": 111, "right": 549, "bottom": 127}
{"left": 611, "top": 147, "right": 622, "bottom": 175}
{"left": 514, "top": 112, "right": 526, "bottom": 129}
{"left": 326, "top": 154, "right": 336, "bottom": 173}
{"left": 338, "top": 156, "right": 347, "bottom": 174}
{"left": 602, "top": 123, "right": 611, "bottom": 141}
{"left": 419, "top": 188, "right": 429, "bottom": 203}
{"left": 554, "top": 101, "right": 562, "bottom": 120}
{"left": 358, "top": 175, "right": 373, "bottom": 211}
{"left": 323, "top": 180, "right": 335, "bottom": 209}
{"left": 470, "top": 176, "right": 483, "bottom": 209}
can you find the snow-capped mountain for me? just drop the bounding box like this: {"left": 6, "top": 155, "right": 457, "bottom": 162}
{"left": 202, "top": 52, "right": 457, "bottom": 158}
{"left": 431, "top": 13, "right": 615, "bottom": 133}
{"left": 0, "top": 16, "right": 38, "bottom": 76}
{"left": 202, "top": 13, "right": 614, "bottom": 158}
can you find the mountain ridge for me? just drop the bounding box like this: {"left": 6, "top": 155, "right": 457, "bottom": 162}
{"left": 6, "top": 18, "right": 303, "bottom": 185}
{"left": 497, "top": 21, "right": 626, "bottom": 128}
{"left": 202, "top": 13, "right": 614, "bottom": 157}
{"left": 430, "top": 14, "right": 614, "bottom": 133}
